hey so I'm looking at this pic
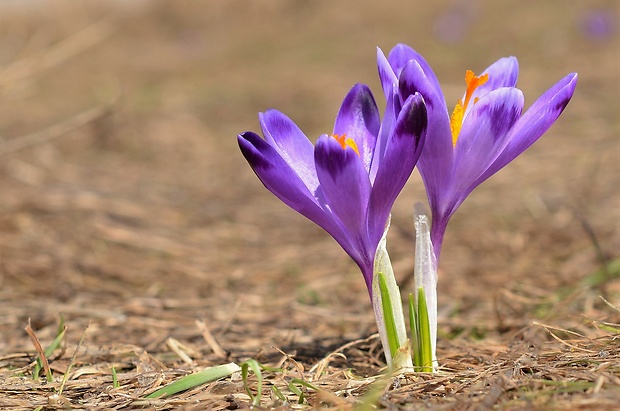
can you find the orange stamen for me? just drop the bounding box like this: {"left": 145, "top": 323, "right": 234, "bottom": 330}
{"left": 332, "top": 133, "right": 360, "bottom": 155}
{"left": 449, "top": 70, "right": 489, "bottom": 146}
{"left": 462, "top": 70, "right": 488, "bottom": 112}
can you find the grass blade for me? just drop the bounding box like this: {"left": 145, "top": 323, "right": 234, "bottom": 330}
{"left": 241, "top": 359, "right": 263, "bottom": 406}
{"left": 271, "top": 384, "right": 287, "bottom": 402}
{"left": 417, "top": 287, "right": 433, "bottom": 372}
{"left": 145, "top": 362, "right": 240, "bottom": 399}
{"left": 409, "top": 293, "right": 421, "bottom": 369}
{"left": 112, "top": 366, "right": 119, "bottom": 388}
{"left": 378, "top": 272, "right": 400, "bottom": 360}
{"left": 288, "top": 380, "right": 305, "bottom": 404}
{"left": 29, "top": 319, "right": 66, "bottom": 381}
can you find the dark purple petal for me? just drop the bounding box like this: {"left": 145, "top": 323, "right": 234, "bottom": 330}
{"left": 315, "top": 135, "right": 372, "bottom": 257}
{"left": 451, "top": 87, "right": 524, "bottom": 199}
{"left": 399, "top": 59, "right": 449, "bottom": 121}
{"left": 259, "top": 110, "right": 319, "bottom": 193}
{"left": 333, "top": 84, "right": 381, "bottom": 173}
{"left": 388, "top": 44, "right": 443, "bottom": 97}
{"left": 368, "top": 93, "right": 428, "bottom": 246}
{"left": 238, "top": 132, "right": 350, "bottom": 251}
{"left": 477, "top": 73, "right": 578, "bottom": 183}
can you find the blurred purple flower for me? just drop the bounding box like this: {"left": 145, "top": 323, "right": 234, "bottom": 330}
{"left": 580, "top": 9, "right": 617, "bottom": 41}
{"left": 432, "top": 0, "right": 479, "bottom": 44}
{"left": 377, "top": 44, "right": 578, "bottom": 260}
{"left": 433, "top": 11, "right": 469, "bottom": 43}
{"left": 238, "top": 84, "right": 427, "bottom": 294}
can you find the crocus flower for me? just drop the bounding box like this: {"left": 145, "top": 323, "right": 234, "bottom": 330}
{"left": 377, "top": 44, "right": 578, "bottom": 260}
{"left": 377, "top": 44, "right": 577, "bottom": 370}
{"left": 238, "top": 83, "right": 428, "bottom": 368}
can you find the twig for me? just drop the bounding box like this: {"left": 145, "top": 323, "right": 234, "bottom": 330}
{"left": 58, "top": 323, "right": 90, "bottom": 396}
{"left": 196, "top": 320, "right": 227, "bottom": 358}
{"left": 166, "top": 337, "right": 194, "bottom": 365}
{"left": 0, "top": 106, "right": 108, "bottom": 157}
{"left": 0, "top": 18, "right": 115, "bottom": 88}
{"left": 574, "top": 209, "right": 610, "bottom": 280}
{"left": 25, "top": 319, "right": 52, "bottom": 381}
{"left": 533, "top": 321, "right": 597, "bottom": 353}
{"left": 600, "top": 296, "right": 620, "bottom": 313}
{"left": 309, "top": 334, "right": 378, "bottom": 380}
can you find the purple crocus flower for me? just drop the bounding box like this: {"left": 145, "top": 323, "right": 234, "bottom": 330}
{"left": 238, "top": 83, "right": 427, "bottom": 295}
{"left": 377, "top": 44, "right": 578, "bottom": 260}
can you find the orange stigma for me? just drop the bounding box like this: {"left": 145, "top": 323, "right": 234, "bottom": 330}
{"left": 450, "top": 70, "right": 489, "bottom": 146}
{"left": 332, "top": 133, "right": 360, "bottom": 155}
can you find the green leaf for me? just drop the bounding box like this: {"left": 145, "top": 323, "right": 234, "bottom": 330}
{"left": 241, "top": 359, "right": 263, "bottom": 406}
{"left": 288, "top": 379, "right": 305, "bottom": 404}
{"left": 417, "top": 287, "right": 433, "bottom": 372}
{"left": 112, "top": 366, "right": 119, "bottom": 388}
{"left": 354, "top": 376, "right": 391, "bottom": 411}
{"left": 378, "top": 272, "right": 400, "bottom": 360}
{"left": 145, "top": 362, "right": 240, "bottom": 399}
{"left": 409, "top": 293, "right": 421, "bottom": 369}
{"left": 582, "top": 257, "right": 620, "bottom": 288}
{"left": 271, "top": 384, "right": 286, "bottom": 402}
{"left": 372, "top": 216, "right": 413, "bottom": 371}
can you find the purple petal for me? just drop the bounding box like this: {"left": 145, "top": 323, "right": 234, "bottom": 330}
{"left": 369, "top": 94, "right": 428, "bottom": 246}
{"left": 451, "top": 87, "right": 524, "bottom": 203}
{"left": 388, "top": 44, "right": 443, "bottom": 97}
{"left": 333, "top": 84, "right": 381, "bottom": 173}
{"left": 238, "top": 132, "right": 350, "bottom": 250}
{"left": 377, "top": 47, "right": 398, "bottom": 101}
{"left": 370, "top": 85, "right": 397, "bottom": 183}
{"left": 315, "top": 134, "right": 373, "bottom": 259}
{"left": 400, "top": 59, "right": 454, "bottom": 217}
{"left": 475, "top": 57, "right": 519, "bottom": 97}
{"left": 399, "top": 59, "right": 449, "bottom": 124}
{"left": 259, "top": 110, "right": 319, "bottom": 193}
{"left": 478, "top": 73, "right": 578, "bottom": 183}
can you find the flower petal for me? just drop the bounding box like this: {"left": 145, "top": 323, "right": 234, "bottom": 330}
{"left": 315, "top": 134, "right": 373, "bottom": 262}
{"left": 388, "top": 44, "right": 443, "bottom": 97}
{"left": 377, "top": 47, "right": 398, "bottom": 101}
{"left": 333, "top": 84, "right": 381, "bottom": 173}
{"left": 259, "top": 109, "right": 319, "bottom": 193}
{"left": 370, "top": 84, "right": 397, "bottom": 183}
{"left": 238, "top": 131, "right": 350, "bottom": 250}
{"left": 450, "top": 87, "right": 524, "bottom": 207}
{"left": 399, "top": 59, "right": 454, "bottom": 219}
{"left": 369, "top": 93, "right": 428, "bottom": 246}
{"left": 473, "top": 57, "right": 519, "bottom": 98}
{"left": 478, "top": 73, "right": 578, "bottom": 183}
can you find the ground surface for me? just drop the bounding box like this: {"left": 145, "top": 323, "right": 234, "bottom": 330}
{"left": 0, "top": 1, "right": 619, "bottom": 410}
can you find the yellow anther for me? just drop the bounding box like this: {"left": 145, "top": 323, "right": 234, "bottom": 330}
{"left": 450, "top": 103, "right": 464, "bottom": 147}
{"left": 449, "top": 70, "right": 489, "bottom": 146}
{"left": 332, "top": 133, "right": 360, "bottom": 155}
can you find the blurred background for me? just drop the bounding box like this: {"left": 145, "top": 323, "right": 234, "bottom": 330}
{"left": 0, "top": 0, "right": 618, "bottom": 376}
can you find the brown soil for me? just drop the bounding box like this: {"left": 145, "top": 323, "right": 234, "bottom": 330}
{"left": 1, "top": 1, "right": 619, "bottom": 410}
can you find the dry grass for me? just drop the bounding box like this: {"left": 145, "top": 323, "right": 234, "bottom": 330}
{"left": 0, "top": 1, "right": 619, "bottom": 409}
